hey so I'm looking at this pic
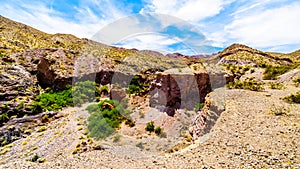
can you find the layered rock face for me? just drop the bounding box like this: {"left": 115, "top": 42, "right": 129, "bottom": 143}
{"left": 191, "top": 88, "right": 225, "bottom": 140}
{"left": 149, "top": 72, "right": 211, "bottom": 116}
{"left": 0, "top": 62, "right": 38, "bottom": 119}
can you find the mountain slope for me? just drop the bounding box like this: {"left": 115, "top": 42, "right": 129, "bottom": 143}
{"left": 212, "top": 43, "right": 293, "bottom": 66}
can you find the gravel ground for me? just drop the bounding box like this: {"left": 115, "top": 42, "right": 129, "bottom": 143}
{"left": 1, "top": 84, "right": 300, "bottom": 169}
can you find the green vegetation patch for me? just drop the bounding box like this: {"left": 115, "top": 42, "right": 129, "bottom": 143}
{"left": 127, "top": 75, "right": 150, "bottom": 94}
{"left": 269, "top": 82, "right": 285, "bottom": 89}
{"left": 0, "top": 113, "right": 9, "bottom": 124}
{"left": 293, "top": 77, "right": 300, "bottom": 87}
{"left": 145, "top": 121, "right": 164, "bottom": 136}
{"left": 283, "top": 91, "right": 300, "bottom": 103}
{"left": 145, "top": 121, "right": 155, "bottom": 132}
{"left": 226, "top": 79, "right": 264, "bottom": 91}
{"left": 263, "top": 65, "right": 295, "bottom": 80}
{"left": 86, "top": 99, "right": 134, "bottom": 140}
{"left": 30, "top": 81, "right": 100, "bottom": 113}
{"left": 194, "top": 103, "right": 205, "bottom": 112}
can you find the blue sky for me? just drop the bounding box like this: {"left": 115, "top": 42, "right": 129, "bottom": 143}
{"left": 0, "top": 0, "right": 300, "bottom": 55}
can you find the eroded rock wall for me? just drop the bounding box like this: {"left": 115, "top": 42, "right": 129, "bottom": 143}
{"left": 149, "top": 72, "right": 211, "bottom": 116}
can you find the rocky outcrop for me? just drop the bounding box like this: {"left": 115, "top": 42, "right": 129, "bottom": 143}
{"left": 0, "top": 62, "right": 38, "bottom": 122}
{"left": 190, "top": 88, "right": 226, "bottom": 140}
{"left": 149, "top": 71, "right": 211, "bottom": 116}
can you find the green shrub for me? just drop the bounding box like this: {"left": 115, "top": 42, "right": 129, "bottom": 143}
{"left": 127, "top": 75, "right": 150, "bottom": 94}
{"left": 145, "top": 121, "right": 155, "bottom": 132}
{"left": 136, "top": 142, "right": 144, "bottom": 149}
{"left": 125, "top": 118, "right": 135, "bottom": 127}
{"left": 99, "top": 85, "right": 109, "bottom": 96}
{"left": 86, "top": 100, "right": 133, "bottom": 140}
{"left": 1, "top": 104, "right": 9, "bottom": 109}
{"left": 269, "top": 106, "right": 289, "bottom": 116}
{"left": 293, "top": 77, "right": 300, "bottom": 87}
{"left": 37, "top": 126, "right": 47, "bottom": 132}
{"left": 30, "top": 81, "right": 100, "bottom": 113}
{"left": 294, "top": 77, "right": 300, "bottom": 84}
{"left": 87, "top": 114, "right": 115, "bottom": 140}
{"left": 41, "top": 114, "right": 49, "bottom": 123}
{"left": 263, "top": 65, "right": 294, "bottom": 80}
{"left": 30, "top": 86, "right": 73, "bottom": 113}
{"left": 30, "top": 154, "right": 40, "bottom": 162}
{"left": 72, "top": 81, "right": 101, "bottom": 105}
{"left": 154, "top": 126, "right": 163, "bottom": 135}
{"left": 269, "top": 82, "right": 285, "bottom": 89}
{"left": 226, "top": 79, "right": 264, "bottom": 91}
{"left": 284, "top": 91, "right": 300, "bottom": 103}
{"left": 194, "top": 103, "right": 205, "bottom": 111}
{"left": 86, "top": 104, "right": 99, "bottom": 113}
{"left": 0, "top": 113, "right": 9, "bottom": 122}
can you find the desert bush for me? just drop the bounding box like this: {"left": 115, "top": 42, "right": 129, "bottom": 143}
{"left": 293, "top": 77, "right": 300, "bottom": 87}
{"left": 99, "top": 85, "right": 109, "bottom": 95}
{"left": 269, "top": 105, "right": 289, "bottom": 116}
{"left": 194, "top": 103, "right": 205, "bottom": 111}
{"left": 283, "top": 91, "right": 300, "bottom": 103}
{"left": 269, "top": 82, "right": 285, "bottom": 89}
{"left": 72, "top": 81, "right": 101, "bottom": 105}
{"left": 86, "top": 100, "right": 133, "bottom": 140}
{"left": 41, "top": 114, "right": 49, "bottom": 123}
{"left": 263, "top": 65, "right": 294, "bottom": 80}
{"left": 30, "top": 85, "right": 73, "bottom": 113}
{"left": 154, "top": 126, "right": 163, "bottom": 135}
{"left": 0, "top": 113, "right": 9, "bottom": 123}
{"left": 127, "top": 75, "right": 150, "bottom": 94}
{"left": 30, "top": 154, "right": 40, "bottom": 162}
{"left": 113, "top": 134, "right": 121, "bottom": 143}
{"left": 87, "top": 114, "right": 115, "bottom": 140}
{"left": 294, "top": 77, "right": 300, "bottom": 84}
{"left": 30, "top": 81, "right": 100, "bottom": 113}
{"left": 136, "top": 142, "right": 144, "bottom": 149}
{"left": 226, "top": 79, "right": 264, "bottom": 91}
{"left": 145, "top": 121, "right": 155, "bottom": 132}
{"left": 37, "top": 126, "right": 47, "bottom": 132}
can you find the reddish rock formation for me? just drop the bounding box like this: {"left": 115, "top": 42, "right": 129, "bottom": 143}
{"left": 149, "top": 71, "right": 211, "bottom": 116}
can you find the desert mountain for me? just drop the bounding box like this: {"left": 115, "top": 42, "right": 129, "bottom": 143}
{"left": 0, "top": 16, "right": 300, "bottom": 168}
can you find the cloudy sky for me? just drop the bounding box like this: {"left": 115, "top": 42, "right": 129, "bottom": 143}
{"left": 0, "top": 0, "right": 299, "bottom": 55}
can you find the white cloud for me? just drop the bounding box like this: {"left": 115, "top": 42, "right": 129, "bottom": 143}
{"left": 141, "top": 0, "right": 230, "bottom": 23}
{"left": 115, "top": 33, "right": 197, "bottom": 55}
{"left": 225, "top": 2, "right": 300, "bottom": 47}
{"left": 0, "top": 0, "right": 126, "bottom": 38}
{"left": 115, "top": 34, "right": 179, "bottom": 53}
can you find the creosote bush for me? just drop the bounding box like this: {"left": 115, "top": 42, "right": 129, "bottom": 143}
{"left": 86, "top": 99, "right": 134, "bottom": 140}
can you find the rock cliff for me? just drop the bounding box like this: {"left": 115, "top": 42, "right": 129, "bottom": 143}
{"left": 149, "top": 70, "right": 211, "bottom": 116}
